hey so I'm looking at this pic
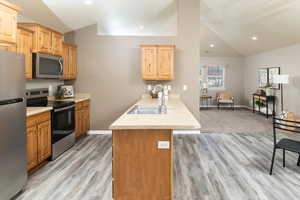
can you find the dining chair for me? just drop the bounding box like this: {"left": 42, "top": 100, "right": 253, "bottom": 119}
{"left": 270, "top": 115, "right": 300, "bottom": 175}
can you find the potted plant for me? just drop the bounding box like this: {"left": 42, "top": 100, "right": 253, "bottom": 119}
{"left": 255, "top": 100, "right": 265, "bottom": 108}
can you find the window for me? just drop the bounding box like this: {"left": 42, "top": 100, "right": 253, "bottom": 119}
{"left": 200, "top": 65, "right": 225, "bottom": 89}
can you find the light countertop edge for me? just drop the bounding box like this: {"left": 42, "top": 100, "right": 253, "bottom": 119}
{"left": 109, "top": 95, "right": 201, "bottom": 130}
{"left": 26, "top": 93, "right": 91, "bottom": 117}
{"left": 26, "top": 107, "right": 53, "bottom": 117}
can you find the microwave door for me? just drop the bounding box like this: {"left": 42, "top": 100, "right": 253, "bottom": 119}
{"left": 34, "top": 54, "right": 63, "bottom": 79}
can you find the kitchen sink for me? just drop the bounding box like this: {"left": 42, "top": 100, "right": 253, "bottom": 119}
{"left": 127, "top": 105, "right": 166, "bottom": 114}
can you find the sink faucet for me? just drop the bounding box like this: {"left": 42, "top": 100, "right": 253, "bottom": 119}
{"left": 159, "top": 90, "right": 167, "bottom": 114}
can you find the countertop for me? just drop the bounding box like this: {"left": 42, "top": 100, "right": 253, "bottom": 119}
{"left": 26, "top": 93, "right": 91, "bottom": 117}
{"left": 109, "top": 95, "right": 201, "bottom": 130}
{"left": 48, "top": 93, "right": 91, "bottom": 103}
{"left": 26, "top": 107, "right": 53, "bottom": 117}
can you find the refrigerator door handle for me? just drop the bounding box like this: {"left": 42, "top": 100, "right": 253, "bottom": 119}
{"left": 0, "top": 98, "right": 24, "bottom": 106}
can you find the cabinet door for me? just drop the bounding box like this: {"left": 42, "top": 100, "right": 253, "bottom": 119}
{"left": 69, "top": 45, "right": 77, "bottom": 79}
{"left": 26, "top": 125, "right": 38, "bottom": 171}
{"left": 82, "top": 108, "right": 88, "bottom": 133}
{"left": 37, "top": 120, "right": 51, "bottom": 163}
{"left": 62, "top": 43, "right": 69, "bottom": 80}
{"left": 51, "top": 32, "right": 63, "bottom": 56}
{"left": 0, "top": 4, "right": 18, "bottom": 44}
{"left": 17, "top": 28, "right": 33, "bottom": 79}
{"left": 141, "top": 46, "right": 157, "bottom": 80}
{"left": 75, "top": 107, "right": 82, "bottom": 138}
{"left": 0, "top": 44, "right": 16, "bottom": 52}
{"left": 37, "top": 26, "right": 52, "bottom": 54}
{"left": 157, "top": 46, "right": 174, "bottom": 80}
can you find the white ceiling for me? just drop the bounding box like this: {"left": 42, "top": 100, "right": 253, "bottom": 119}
{"left": 8, "top": 0, "right": 300, "bottom": 56}
{"left": 42, "top": 0, "right": 177, "bottom": 36}
{"left": 201, "top": 0, "right": 300, "bottom": 56}
{"left": 7, "top": 0, "right": 71, "bottom": 33}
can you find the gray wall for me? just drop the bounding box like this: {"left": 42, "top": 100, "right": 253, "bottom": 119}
{"left": 201, "top": 56, "right": 245, "bottom": 105}
{"left": 244, "top": 43, "right": 300, "bottom": 114}
{"left": 67, "top": 0, "right": 201, "bottom": 130}
{"left": 68, "top": 25, "right": 175, "bottom": 129}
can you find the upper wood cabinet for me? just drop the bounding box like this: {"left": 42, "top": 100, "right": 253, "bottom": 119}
{"left": 141, "top": 46, "right": 157, "bottom": 80}
{"left": 141, "top": 45, "right": 175, "bottom": 81}
{"left": 63, "top": 42, "right": 77, "bottom": 80}
{"left": 62, "top": 43, "right": 69, "bottom": 79}
{"left": 16, "top": 27, "right": 33, "bottom": 79}
{"left": 18, "top": 23, "right": 63, "bottom": 56}
{"left": 0, "top": 1, "right": 20, "bottom": 45}
{"left": 0, "top": 42, "right": 15, "bottom": 52}
{"left": 51, "top": 31, "right": 63, "bottom": 56}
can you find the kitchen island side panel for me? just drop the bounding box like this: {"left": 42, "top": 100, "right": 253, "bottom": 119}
{"left": 112, "top": 129, "right": 173, "bottom": 200}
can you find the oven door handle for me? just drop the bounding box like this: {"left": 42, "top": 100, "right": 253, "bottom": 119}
{"left": 54, "top": 105, "right": 75, "bottom": 112}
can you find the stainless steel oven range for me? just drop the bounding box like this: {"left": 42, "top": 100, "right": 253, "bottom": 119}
{"left": 26, "top": 88, "right": 75, "bottom": 160}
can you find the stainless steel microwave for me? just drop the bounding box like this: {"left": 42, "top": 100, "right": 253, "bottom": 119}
{"left": 33, "top": 53, "right": 63, "bottom": 79}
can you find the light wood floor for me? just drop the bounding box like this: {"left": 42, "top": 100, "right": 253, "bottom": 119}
{"left": 16, "top": 133, "right": 300, "bottom": 200}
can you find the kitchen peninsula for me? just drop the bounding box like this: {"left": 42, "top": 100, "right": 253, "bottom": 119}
{"left": 110, "top": 95, "right": 200, "bottom": 200}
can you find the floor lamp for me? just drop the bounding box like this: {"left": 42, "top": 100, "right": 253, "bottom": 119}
{"left": 273, "top": 74, "right": 289, "bottom": 113}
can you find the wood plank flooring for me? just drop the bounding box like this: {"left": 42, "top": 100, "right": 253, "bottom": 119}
{"left": 16, "top": 133, "right": 300, "bottom": 200}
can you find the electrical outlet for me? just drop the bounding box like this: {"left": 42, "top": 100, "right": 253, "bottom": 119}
{"left": 183, "top": 85, "right": 188, "bottom": 91}
{"left": 158, "top": 141, "right": 170, "bottom": 149}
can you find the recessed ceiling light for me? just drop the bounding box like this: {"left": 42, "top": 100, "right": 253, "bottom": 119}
{"left": 139, "top": 25, "right": 144, "bottom": 30}
{"left": 252, "top": 36, "right": 258, "bottom": 41}
{"left": 210, "top": 44, "right": 215, "bottom": 48}
{"left": 84, "top": 0, "right": 93, "bottom": 5}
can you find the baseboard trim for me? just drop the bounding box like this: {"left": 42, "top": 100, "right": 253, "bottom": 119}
{"left": 88, "top": 130, "right": 201, "bottom": 135}
{"left": 88, "top": 130, "right": 112, "bottom": 135}
{"left": 173, "top": 130, "right": 201, "bottom": 134}
{"left": 200, "top": 105, "right": 251, "bottom": 109}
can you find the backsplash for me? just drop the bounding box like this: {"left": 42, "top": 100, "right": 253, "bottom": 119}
{"left": 26, "top": 79, "right": 64, "bottom": 94}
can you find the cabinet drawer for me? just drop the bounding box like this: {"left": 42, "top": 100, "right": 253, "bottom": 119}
{"left": 76, "top": 102, "right": 83, "bottom": 110}
{"left": 82, "top": 100, "right": 90, "bottom": 107}
{"left": 27, "top": 111, "right": 51, "bottom": 127}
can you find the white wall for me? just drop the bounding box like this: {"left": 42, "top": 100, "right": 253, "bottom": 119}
{"left": 244, "top": 43, "right": 300, "bottom": 114}
{"left": 201, "top": 56, "right": 245, "bottom": 105}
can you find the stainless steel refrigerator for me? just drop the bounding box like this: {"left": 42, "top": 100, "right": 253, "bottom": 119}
{"left": 0, "top": 50, "right": 27, "bottom": 199}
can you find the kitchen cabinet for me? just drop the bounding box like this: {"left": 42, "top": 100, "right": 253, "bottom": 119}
{"left": 141, "top": 45, "right": 175, "bottom": 81}
{"left": 26, "top": 125, "right": 38, "bottom": 171}
{"left": 62, "top": 43, "right": 69, "bottom": 79}
{"left": 141, "top": 46, "right": 157, "bottom": 80}
{"left": 26, "top": 111, "right": 51, "bottom": 171}
{"left": 51, "top": 31, "right": 63, "bottom": 56}
{"left": 0, "top": 43, "right": 16, "bottom": 52}
{"left": 63, "top": 42, "right": 77, "bottom": 80}
{"left": 18, "top": 23, "right": 63, "bottom": 56}
{"left": 16, "top": 27, "right": 33, "bottom": 79}
{"left": 0, "top": 1, "right": 20, "bottom": 45}
{"left": 75, "top": 100, "right": 90, "bottom": 139}
{"left": 0, "top": 27, "right": 33, "bottom": 79}
{"left": 37, "top": 120, "right": 51, "bottom": 163}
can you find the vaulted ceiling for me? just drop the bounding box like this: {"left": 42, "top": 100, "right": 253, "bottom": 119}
{"left": 201, "top": 0, "right": 300, "bottom": 56}
{"left": 7, "top": 0, "right": 300, "bottom": 56}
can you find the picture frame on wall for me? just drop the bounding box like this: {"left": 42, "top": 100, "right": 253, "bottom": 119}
{"left": 268, "top": 67, "right": 280, "bottom": 89}
{"left": 258, "top": 68, "right": 269, "bottom": 88}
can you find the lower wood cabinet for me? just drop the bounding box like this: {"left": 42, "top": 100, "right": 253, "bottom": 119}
{"left": 26, "top": 125, "right": 38, "bottom": 170}
{"left": 26, "top": 111, "right": 51, "bottom": 171}
{"left": 75, "top": 100, "right": 90, "bottom": 139}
